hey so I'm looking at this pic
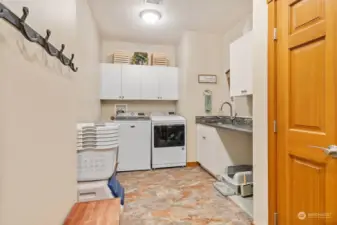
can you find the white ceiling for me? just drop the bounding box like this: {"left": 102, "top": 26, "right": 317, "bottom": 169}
{"left": 88, "top": 0, "right": 253, "bottom": 45}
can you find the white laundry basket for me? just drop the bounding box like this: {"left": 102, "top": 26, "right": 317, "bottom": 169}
{"left": 77, "top": 123, "right": 119, "bottom": 182}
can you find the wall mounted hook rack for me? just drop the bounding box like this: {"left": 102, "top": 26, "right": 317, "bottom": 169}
{"left": 0, "top": 3, "right": 78, "bottom": 72}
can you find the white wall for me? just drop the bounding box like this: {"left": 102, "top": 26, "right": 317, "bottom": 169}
{"left": 76, "top": 0, "right": 101, "bottom": 122}
{"left": 101, "top": 40, "right": 176, "bottom": 66}
{"left": 101, "top": 100, "right": 177, "bottom": 120}
{"left": 177, "top": 31, "right": 227, "bottom": 162}
{"left": 252, "top": 0, "right": 268, "bottom": 224}
{"left": 176, "top": 11, "right": 253, "bottom": 162}
{"left": 0, "top": 0, "right": 101, "bottom": 224}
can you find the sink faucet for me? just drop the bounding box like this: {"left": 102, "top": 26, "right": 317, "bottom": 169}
{"left": 220, "top": 101, "right": 237, "bottom": 123}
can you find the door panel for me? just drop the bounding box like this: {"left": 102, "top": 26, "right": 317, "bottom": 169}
{"left": 121, "top": 65, "right": 142, "bottom": 100}
{"left": 141, "top": 67, "right": 159, "bottom": 100}
{"left": 289, "top": 39, "right": 325, "bottom": 132}
{"left": 158, "top": 67, "right": 179, "bottom": 100}
{"left": 100, "top": 64, "right": 122, "bottom": 100}
{"left": 277, "top": 0, "right": 337, "bottom": 224}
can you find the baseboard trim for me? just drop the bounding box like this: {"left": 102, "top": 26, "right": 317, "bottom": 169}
{"left": 186, "top": 162, "right": 200, "bottom": 167}
{"left": 197, "top": 163, "right": 218, "bottom": 179}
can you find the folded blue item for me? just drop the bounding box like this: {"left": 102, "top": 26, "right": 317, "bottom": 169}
{"left": 108, "top": 175, "right": 125, "bottom": 206}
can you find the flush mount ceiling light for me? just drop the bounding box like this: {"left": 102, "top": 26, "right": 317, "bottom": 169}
{"left": 140, "top": 9, "right": 162, "bottom": 24}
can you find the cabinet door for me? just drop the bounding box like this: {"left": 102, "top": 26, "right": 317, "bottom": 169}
{"left": 197, "top": 125, "right": 207, "bottom": 165}
{"left": 158, "top": 67, "right": 179, "bottom": 100}
{"left": 121, "top": 65, "right": 142, "bottom": 100}
{"left": 141, "top": 67, "right": 160, "bottom": 100}
{"left": 100, "top": 64, "right": 122, "bottom": 100}
{"left": 230, "top": 31, "right": 253, "bottom": 97}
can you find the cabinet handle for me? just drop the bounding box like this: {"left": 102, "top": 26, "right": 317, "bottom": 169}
{"left": 241, "top": 90, "right": 247, "bottom": 93}
{"left": 130, "top": 125, "right": 135, "bottom": 128}
{"left": 202, "top": 136, "right": 206, "bottom": 139}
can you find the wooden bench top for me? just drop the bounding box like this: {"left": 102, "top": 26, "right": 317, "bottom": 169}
{"left": 64, "top": 199, "right": 120, "bottom": 225}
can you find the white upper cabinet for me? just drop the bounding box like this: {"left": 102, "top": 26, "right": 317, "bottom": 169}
{"left": 100, "top": 64, "right": 122, "bottom": 100}
{"left": 100, "top": 63, "right": 179, "bottom": 101}
{"left": 121, "top": 65, "right": 142, "bottom": 100}
{"left": 230, "top": 31, "right": 253, "bottom": 97}
{"left": 141, "top": 66, "right": 160, "bottom": 100}
{"left": 158, "top": 67, "right": 179, "bottom": 100}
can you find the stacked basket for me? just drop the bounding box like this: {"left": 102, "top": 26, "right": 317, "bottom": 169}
{"left": 77, "top": 123, "right": 120, "bottom": 202}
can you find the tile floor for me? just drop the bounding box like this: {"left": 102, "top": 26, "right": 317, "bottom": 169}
{"left": 118, "top": 167, "right": 253, "bottom": 225}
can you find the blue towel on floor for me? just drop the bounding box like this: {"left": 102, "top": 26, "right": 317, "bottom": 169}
{"left": 108, "top": 175, "right": 125, "bottom": 206}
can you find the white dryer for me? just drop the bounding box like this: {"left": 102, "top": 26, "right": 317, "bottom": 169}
{"left": 151, "top": 114, "right": 186, "bottom": 169}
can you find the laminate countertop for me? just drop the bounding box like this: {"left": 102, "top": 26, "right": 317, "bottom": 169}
{"left": 196, "top": 116, "right": 253, "bottom": 134}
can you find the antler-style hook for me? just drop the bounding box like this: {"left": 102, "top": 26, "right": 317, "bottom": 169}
{"left": 44, "top": 30, "right": 58, "bottom": 56}
{"left": 20, "top": 7, "right": 29, "bottom": 22}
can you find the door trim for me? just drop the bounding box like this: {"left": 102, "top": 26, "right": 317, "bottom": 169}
{"left": 268, "top": 0, "right": 277, "bottom": 225}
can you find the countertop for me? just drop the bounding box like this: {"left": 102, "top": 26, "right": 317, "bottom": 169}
{"left": 196, "top": 116, "right": 253, "bottom": 134}
{"left": 64, "top": 199, "right": 120, "bottom": 225}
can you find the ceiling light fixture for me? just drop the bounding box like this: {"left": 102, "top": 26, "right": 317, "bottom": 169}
{"left": 140, "top": 9, "right": 162, "bottom": 24}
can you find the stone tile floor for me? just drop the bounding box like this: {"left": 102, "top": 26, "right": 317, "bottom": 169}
{"left": 118, "top": 167, "right": 252, "bottom": 225}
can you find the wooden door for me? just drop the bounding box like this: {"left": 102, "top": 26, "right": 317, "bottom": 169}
{"left": 100, "top": 64, "right": 122, "bottom": 100}
{"left": 141, "top": 67, "right": 160, "bottom": 100}
{"left": 277, "top": 0, "right": 337, "bottom": 224}
{"left": 158, "top": 67, "right": 179, "bottom": 100}
{"left": 121, "top": 65, "right": 142, "bottom": 100}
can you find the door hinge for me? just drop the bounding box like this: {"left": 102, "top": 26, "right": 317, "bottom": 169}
{"left": 273, "top": 120, "right": 277, "bottom": 133}
{"left": 274, "top": 212, "right": 278, "bottom": 225}
{"left": 273, "top": 28, "right": 277, "bottom": 40}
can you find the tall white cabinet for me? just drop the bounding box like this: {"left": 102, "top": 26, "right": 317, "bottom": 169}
{"left": 230, "top": 31, "right": 253, "bottom": 97}
{"left": 100, "top": 64, "right": 179, "bottom": 100}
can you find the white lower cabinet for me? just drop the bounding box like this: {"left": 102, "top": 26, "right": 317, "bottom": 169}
{"left": 197, "top": 125, "right": 221, "bottom": 176}
{"left": 197, "top": 124, "right": 253, "bottom": 177}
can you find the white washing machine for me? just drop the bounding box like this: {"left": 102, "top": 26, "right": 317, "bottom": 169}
{"left": 151, "top": 114, "right": 186, "bottom": 169}
{"left": 109, "top": 112, "right": 152, "bottom": 172}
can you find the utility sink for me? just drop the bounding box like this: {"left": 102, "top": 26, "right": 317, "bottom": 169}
{"left": 207, "top": 122, "right": 253, "bottom": 134}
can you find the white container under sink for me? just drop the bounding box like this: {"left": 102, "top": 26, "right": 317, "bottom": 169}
{"left": 221, "top": 171, "right": 253, "bottom": 194}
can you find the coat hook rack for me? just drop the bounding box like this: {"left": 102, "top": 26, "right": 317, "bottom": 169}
{"left": 0, "top": 3, "right": 78, "bottom": 72}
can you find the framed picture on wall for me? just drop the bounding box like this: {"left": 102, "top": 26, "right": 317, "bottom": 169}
{"left": 198, "top": 74, "right": 217, "bottom": 84}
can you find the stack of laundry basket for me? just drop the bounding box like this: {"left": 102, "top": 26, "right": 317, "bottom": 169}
{"left": 77, "top": 123, "right": 124, "bottom": 207}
